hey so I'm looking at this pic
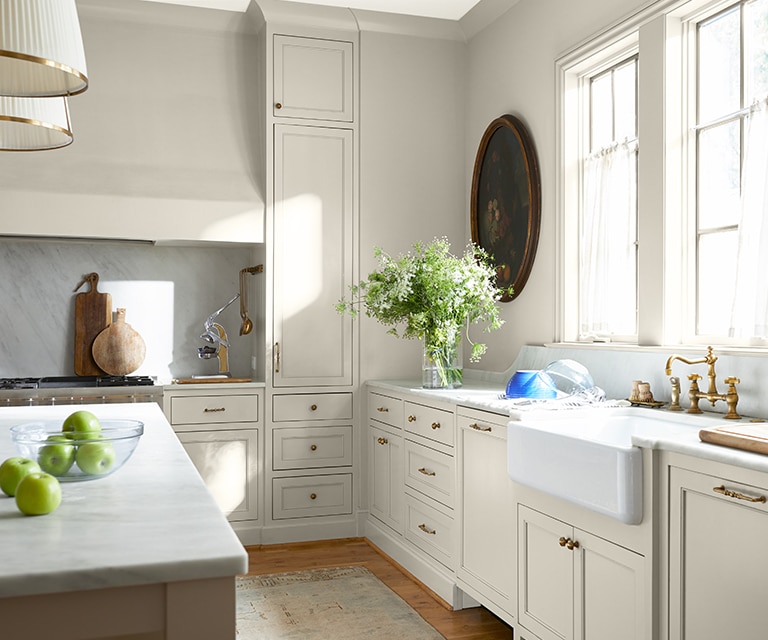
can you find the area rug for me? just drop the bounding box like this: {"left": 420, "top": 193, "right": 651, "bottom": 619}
{"left": 236, "top": 566, "right": 444, "bottom": 639}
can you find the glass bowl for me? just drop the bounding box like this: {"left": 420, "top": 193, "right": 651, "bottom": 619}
{"left": 541, "top": 359, "right": 594, "bottom": 397}
{"left": 10, "top": 420, "right": 144, "bottom": 482}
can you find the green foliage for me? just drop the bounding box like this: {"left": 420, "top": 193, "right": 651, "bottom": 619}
{"left": 336, "top": 237, "right": 511, "bottom": 364}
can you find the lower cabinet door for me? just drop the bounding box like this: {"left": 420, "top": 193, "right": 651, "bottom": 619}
{"left": 669, "top": 466, "right": 768, "bottom": 640}
{"left": 518, "top": 505, "right": 573, "bottom": 640}
{"left": 272, "top": 473, "right": 352, "bottom": 519}
{"left": 369, "top": 423, "right": 404, "bottom": 533}
{"left": 518, "top": 505, "right": 646, "bottom": 640}
{"left": 176, "top": 429, "right": 259, "bottom": 522}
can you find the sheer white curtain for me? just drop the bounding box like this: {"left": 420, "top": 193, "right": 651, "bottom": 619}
{"left": 580, "top": 139, "right": 638, "bottom": 338}
{"left": 729, "top": 98, "right": 768, "bottom": 339}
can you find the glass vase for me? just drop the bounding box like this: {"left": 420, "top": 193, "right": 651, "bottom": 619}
{"left": 422, "top": 331, "right": 463, "bottom": 389}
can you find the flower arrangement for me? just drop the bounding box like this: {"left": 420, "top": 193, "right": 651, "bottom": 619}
{"left": 336, "top": 237, "right": 511, "bottom": 388}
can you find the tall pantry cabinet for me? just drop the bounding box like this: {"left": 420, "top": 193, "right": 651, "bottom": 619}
{"left": 259, "top": 9, "right": 361, "bottom": 542}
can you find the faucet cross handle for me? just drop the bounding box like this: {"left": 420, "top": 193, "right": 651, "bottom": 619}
{"left": 687, "top": 373, "right": 702, "bottom": 382}
{"left": 724, "top": 376, "right": 740, "bottom": 385}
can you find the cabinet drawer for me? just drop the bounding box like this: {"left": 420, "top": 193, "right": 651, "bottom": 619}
{"left": 404, "top": 439, "right": 455, "bottom": 508}
{"left": 272, "top": 474, "right": 353, "bottom": 519}
{"left": 404, "top": 492, "right": 455, "bottom": 568}
{"left": 170, "top": 394, "right": 259, "bottom": 425}
{"left": 273, "top": 393, "right": 352, "bottom": 422}
{"left": 273, "top": 426, "right": 353, "bottom": 470}
{"left": 368, "top": 391, "right": 402, "bottom": 429}
{"left": 404, "top": 401, "right": 454, "bottom": 447}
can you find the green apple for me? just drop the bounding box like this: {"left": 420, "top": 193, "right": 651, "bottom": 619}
{"left": 0, "top": 457, "right": 42, "bottom": 497}
{"left": 62, "top": 410, "right": 102, "bottom": 440}
{"left": 37, "top": 435, "right": 76, "bottom": 476}
{"left": 15, "top": 472, "right": 62, "bottom": 515}
{"left": 76, "top": 441, "right": 116, "bottom": 475}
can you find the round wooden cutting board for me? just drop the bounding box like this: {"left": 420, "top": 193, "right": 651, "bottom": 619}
{"left": 92, "top": 308, "right": 146, "bottom": 376}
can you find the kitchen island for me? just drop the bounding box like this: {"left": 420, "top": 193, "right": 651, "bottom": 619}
{"left": 0, "top": 402, "right": 247, "bottom": 640}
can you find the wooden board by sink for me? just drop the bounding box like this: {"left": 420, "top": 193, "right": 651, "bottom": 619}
{"left": 700, "top": 422, "right": 768, "bottom": 455}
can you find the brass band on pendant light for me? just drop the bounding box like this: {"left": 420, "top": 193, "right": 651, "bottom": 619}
{"left": 0, "top": 95, "right": 73, "bottom": 151}
{"left": 0, "top": 0, "right": 88, "bottom": 98}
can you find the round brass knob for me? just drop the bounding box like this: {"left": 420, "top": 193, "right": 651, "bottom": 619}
{"left": 559, "top": 536, "right": 568, "bottom": 547}
{"left": 310, "top": 404, "right": 318, "bottom": 411}
{"left": 567, "top": 539, "right": 580, "bottom": 550}
{"left": 310, "top": 444, "right": 317, "bottom": 451}
{"left": 377, "top": 437, "right": 388, "bottom": 445}
{"left": 310, "top": 493, "right": 317, "bottom": 500}
{"left": 275, "top": 102, "right": 282, "bottom": 109}
{"left": 408, "top": 415, "right": 416, "bottom": 422}
{"left": 431, "top": 422, "right": 440, "bottom": 430}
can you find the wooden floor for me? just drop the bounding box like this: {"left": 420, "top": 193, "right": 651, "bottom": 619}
{"left": 244, "top": 538, "right": 514, "bottom": 640}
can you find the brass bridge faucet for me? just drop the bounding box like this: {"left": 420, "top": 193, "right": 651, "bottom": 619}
{"left": 664, "top": 346, "right": 740, "bottom": 419}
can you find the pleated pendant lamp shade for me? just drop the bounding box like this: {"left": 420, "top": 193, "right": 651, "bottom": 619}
{"left": 0, "top": 95, "right": 73, "bottom": 150}
{"left": 0, "top": 0, "right": 88, "bottom": 97}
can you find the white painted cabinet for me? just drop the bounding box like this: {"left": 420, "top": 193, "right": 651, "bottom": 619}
{"left": 668, "top": 463, "right": 768, "bottom": 640}
{"left": 273, "top": 34, "right": 353, "bottom": 122}
{"left": 368, "top": 390, "right": 404, "bottom": 533}
{"left": 272, "top": 123, "right": 354, "bottom": 388}
{"left": 457, "top": 408, "right": 516, "bottom": 625}
{"left": 163, "top": 387, "right": 263, "bottom": 543}
{"left": 517, "top": 505, "right": 645, "bottom": 640}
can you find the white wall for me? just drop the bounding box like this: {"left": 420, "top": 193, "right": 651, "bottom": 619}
{"left": 463, "top": 0, "right": 648, "bottom": 372}
{"left": 358, "top": 29, "right": 467, "bottom": 383}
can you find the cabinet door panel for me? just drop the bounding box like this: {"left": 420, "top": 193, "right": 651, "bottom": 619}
{"left": 369, "top": 423, "right": 404, "bottom": 533}
{"left": 460, "top": 419, "right": 516, "bottom": 611}
{"left": 273, "top": 124, "right": 353, "bottom": 387}
{"left": 576, "top": 529, "right": 645, "bottom": 640}
{"left": 518, "top": 505, "right": 572, "bottom": 640}
{"left": 669, "top": 466, "right": 768, "bottom": 640}
{"left": 273, "top": 35, "right": 353, "bottom": 122}
{"left": 177, "top": 429, "right": 259, "bottom": 522}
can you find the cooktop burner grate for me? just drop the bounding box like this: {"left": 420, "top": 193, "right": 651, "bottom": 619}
{"left": 0, "top": 376, "right": 156, "bottom": 390}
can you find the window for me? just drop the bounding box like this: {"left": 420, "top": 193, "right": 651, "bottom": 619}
{"left": 580, "top": 58, "right": 638, "bottom": 340}
{"left": 557, "top": 0, "right": 768, "bottom": 349}
{"left": 694, "top": 0, "right": 768, "bottom": 340}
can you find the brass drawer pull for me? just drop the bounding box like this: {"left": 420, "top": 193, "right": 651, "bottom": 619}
{"left": 274, "top": 342, "right": 280, "bottom": 373}
{"left": 204, "top": 407, "right": 226, "bottom": 413}
{"left": 418, "top": 467, "right": 436, "bottom": 477}
{"left": 408, "top": 415, "right": 416, "bottom": 422}
{"left": 431, "top": 422, "right": 441, "bottom": 430}
{"left": 377, "top": 437, "right": 388, "bottom": 445}
{"left": 310, "top": 404, "right": 318, "bottom": 411}
{"left": 275, "top": 102, "right": 282, "bottom": 109}
{"left": 310, "top": 444, "right": 317, "bottom": 451}
{"left": 469, "top": 422, "right": 492, "bottom": 432}
{"left": 559, "top": 537, "right": 579, "bottom": 550}
{"left": 376, "top": 407, "right": 389, "bottom": 412}
{"left": 713, "top": 485, "right": 767, "bottom": 503}
{"left": 310, "top": 493, "right": 317, "bottom": 500}
{"left": 418, "top": 523, "right": 436, "bottom": 535}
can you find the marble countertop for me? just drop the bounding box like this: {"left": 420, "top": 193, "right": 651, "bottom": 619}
{"left": 367, "top": 379, "right": 768, "bottom": 475}
{"left": 0, "top": 402, "right": 247, "bottom": 599}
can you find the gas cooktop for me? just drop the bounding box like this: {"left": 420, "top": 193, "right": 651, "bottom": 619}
{"left": 0, "top": 376, "right": 156, "bottom": 390}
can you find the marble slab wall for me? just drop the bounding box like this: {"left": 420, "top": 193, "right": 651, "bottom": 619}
{"left": 0, "top": 239, "right": 261, "bottom": 382}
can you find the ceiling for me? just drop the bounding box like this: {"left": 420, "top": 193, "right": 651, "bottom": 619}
{"left": 137, "top": 0, "right": 484, "bottom": 21}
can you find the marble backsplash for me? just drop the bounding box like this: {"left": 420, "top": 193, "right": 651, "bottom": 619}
{"left": 0, "top": 239, "right": 262, "bottom": 382}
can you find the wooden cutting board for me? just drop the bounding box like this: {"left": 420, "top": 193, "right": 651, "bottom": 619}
{"left": 700, "top": 422, "right": 768, "bottom": 455}
{"left": 92, "top": 308, "right": 146, "bottom": 376}
{"left": 74, "top": 273, "right": 112, "bottom": 376}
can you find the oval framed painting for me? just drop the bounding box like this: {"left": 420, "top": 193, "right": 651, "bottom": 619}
{"left": 470, "top": 114, "right": 541, "bottom": 302}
